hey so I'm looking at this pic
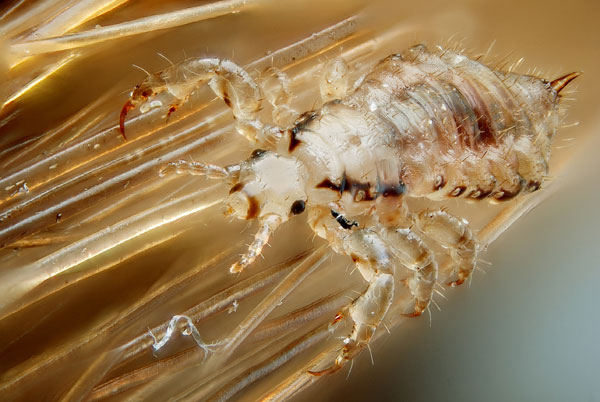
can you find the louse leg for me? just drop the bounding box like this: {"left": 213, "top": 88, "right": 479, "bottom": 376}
{"left": 308, "top": 228, "right": 395, "bottom": 376}
{"left": 379, "top": 228, "right": 438, "bottom": 317}
{"left": 120, "top": 58, "right": 285, "bottom": 147}
{"left": 414, "top": 209, "right": 478, "bottom": 287}
{"left": 319, "top": 58, "right": 350, "bottom": 102}
{"left": 260, "top": 66, "right": 297, "bottom": 126}
{"left": 307, "top": 207, "right": 436, "bottom": 375}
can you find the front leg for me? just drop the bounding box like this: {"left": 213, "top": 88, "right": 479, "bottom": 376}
{"left": 120, "top": 58, "right": 285, "bottom": 147}
{"left": 414, "top": 209, "right": 478, "bottom": 287}
{"left": 309, "top": 228, "right": 395, "bottom": 376}
{"left": 307, "top": 207, "right": 394, "bottom": 375}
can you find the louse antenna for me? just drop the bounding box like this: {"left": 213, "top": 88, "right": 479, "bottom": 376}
{"left": 156, "top": 52, "right": 175, "bottom": 67}
{"left": 230, "top": 215, "right": 282, "bottom": 273}
{"left": 131, "top": 63, "right": 151, "bottom": 77}
{"left": 550, "top": 72, "right": 581, "bottom": 94}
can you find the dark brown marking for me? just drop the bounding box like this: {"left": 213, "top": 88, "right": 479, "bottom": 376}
{"left": 339, "top": 171, "right": 347, "bottom": 195}
{"left": 223, "top": 92, "right": 232, "bottom": 107}
{"left": 316, "top": 178, "right": 341, "bottom": 192}
{"left": 527, "top": 181, "right": 541, "bottom": 192}
{"left": 449, "top": 186, "right": 467, "bottom": 197}
{"left": 319, "top": 174, "right": 403, "bottom": 202}
{"left": 288, "top": 130, "right": 302, "bottom": 152}
{"left": 288, "top": 110, "right": 319, "bottom": 152}
{"left": 246, "top": 196, "right": 260, "bottom": 220}
{"left": 343, "top": 175, "right": 376, "bottom": 201}
{"left": 229, "top": 183, "right": 244, "bottom": 194}
{"left": 377, "top": 181, "right": 406, "bottom": 198}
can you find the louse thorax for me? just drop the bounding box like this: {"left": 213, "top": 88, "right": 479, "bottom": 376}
{"left": 224, "top": 150, "right": 308, "bottom": 223}
{"left": 279, "top": 101, "right": 408, "bottom": 219}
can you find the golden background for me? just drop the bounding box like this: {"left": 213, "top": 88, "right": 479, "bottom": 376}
{"left": 0, "top": 0, "right": 598, "bottom": 401}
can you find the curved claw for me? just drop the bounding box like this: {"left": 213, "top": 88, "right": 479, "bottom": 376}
{"left": 307, "top": 360, "right": 344, "bottom": 377}
{"left": 402, "top": 310, "right": 423, "bottom": 318}
{"left": 119, "top": 100, "right": 135, "bottom": 140}
{"left": 165, "top": 103, "right": 179, "bottom": 123}
{"left": 447, "top": 278, "right": 465, "bottom": 287}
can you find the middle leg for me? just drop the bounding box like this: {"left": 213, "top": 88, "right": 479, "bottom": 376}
{"left": 414, "top": 208, "right": 478, "bottom": 287}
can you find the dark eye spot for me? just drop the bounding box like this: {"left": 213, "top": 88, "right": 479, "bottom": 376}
{"left": 251, "top": 149, "right": 267, "bottom": 159}
{"left": 290, "top": 200, "right": 306, "bottom": 215}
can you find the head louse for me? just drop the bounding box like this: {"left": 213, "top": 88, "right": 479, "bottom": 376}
{"left": 122, "top": 43, "right": 579, "bottom": 376}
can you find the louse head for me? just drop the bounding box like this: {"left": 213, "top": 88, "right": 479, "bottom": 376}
{"left": 216, "top": 149, "right": 308, "bottom": 273}
{"left": 225, "top": 149, "right": 308, "bottom": 222}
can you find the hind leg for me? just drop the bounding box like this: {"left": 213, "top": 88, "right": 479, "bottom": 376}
{"left": 414, "top": 209, "right": 478, "bottom": 287}
{"left": 306, "top": 207, "right": 436, "bottom": 375}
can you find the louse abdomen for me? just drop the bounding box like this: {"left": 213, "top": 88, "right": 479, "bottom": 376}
{"left": 341, "top": 44, "right": 571, "bottom": 202}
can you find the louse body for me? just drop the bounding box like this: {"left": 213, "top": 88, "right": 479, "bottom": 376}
{"left": 121, "top": 44, "right": 577, "bottom": 375}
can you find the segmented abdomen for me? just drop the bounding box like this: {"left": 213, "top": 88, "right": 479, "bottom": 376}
{"left": 345, "top": 45, "right": 561, "bottom": 202}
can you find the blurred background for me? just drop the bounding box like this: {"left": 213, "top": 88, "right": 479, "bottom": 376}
{"left": 0, "top": 0, "right": 598, "bottom": 401}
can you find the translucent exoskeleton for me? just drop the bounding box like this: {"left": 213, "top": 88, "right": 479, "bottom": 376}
{"left": 120, "top": 44, "right": 579, "bottom": 375}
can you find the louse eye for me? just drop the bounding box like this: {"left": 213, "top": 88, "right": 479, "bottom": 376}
{"left": 290, "top": 200, "right": 306, "bottom": 215}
